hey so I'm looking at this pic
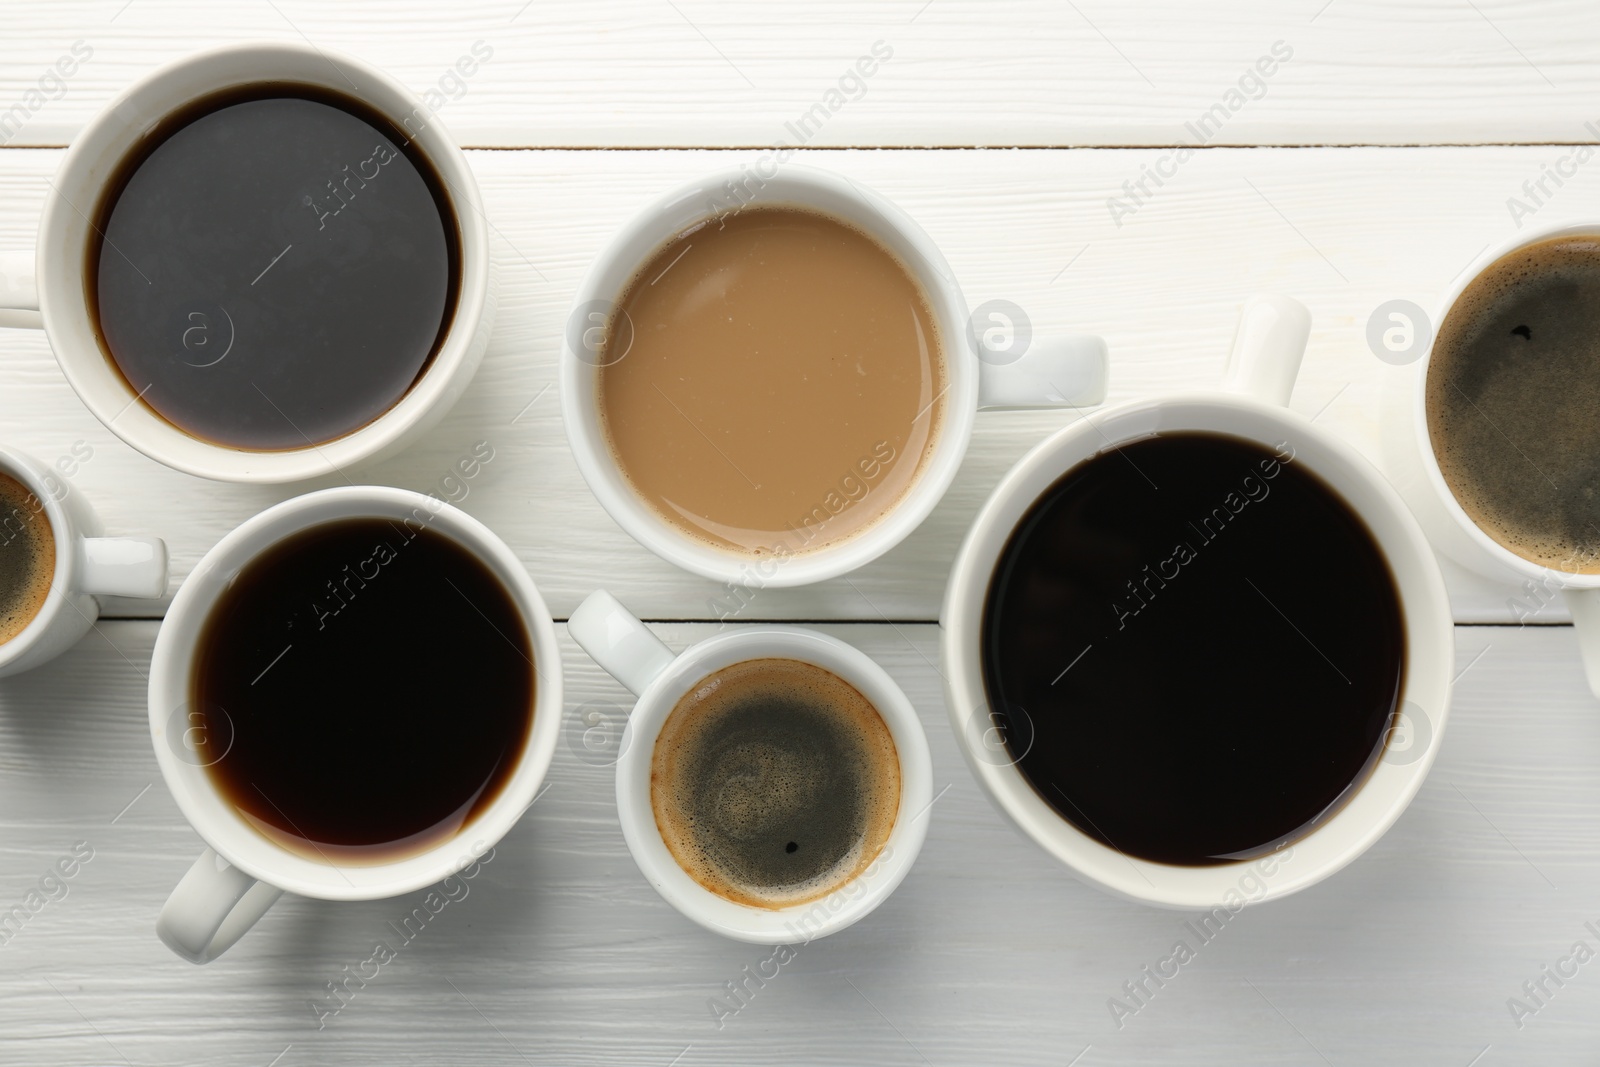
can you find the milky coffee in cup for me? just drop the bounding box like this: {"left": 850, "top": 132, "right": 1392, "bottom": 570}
{"left": 596, "top": 205, "right": 946, "bottom": 558}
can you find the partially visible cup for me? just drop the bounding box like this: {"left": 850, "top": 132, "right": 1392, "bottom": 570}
{"left": 1383, "top": 220, "right": 1600, "bottom": 698}
{"left": 561, "top": 164, "right": 1109, "bottom": 587}
{"left": 569, "top": 589, "right": 932, "bottom": 943}
{"left": 0, "top": 443, "right": 166, "bottom": 679}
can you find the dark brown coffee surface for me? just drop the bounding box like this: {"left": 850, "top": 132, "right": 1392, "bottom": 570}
{"left": 0, "top": 473, "right": 54, "bottom": 645}
{"left": 982, "top": 432, "right": 1405, "bottom": 867}
{"left": 651, "top": 658, "right": 900, "bottom": 908}
{"left": 192, "top": 517, "right": 533, "bottom": 863}
{"left": 92, "top": 86, "right": 459, "bottom": 451}
{"left": 597, "top": 206, "right": 944, "bottom": 557}
{"left": 1428, "top": 235, "right": 1600, "bottom": 571}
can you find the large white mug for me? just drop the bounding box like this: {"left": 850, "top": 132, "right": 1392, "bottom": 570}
{"left": 148, "top": 486, "right": 561, "bottom": 963}
{"left": 568, "top": 590, "right": 932, "bottom": 943}
{"left": 1382, "top": 219, "right": 1600, "bottom": 698}
{"left": 0, "top": 42, "right": 493, "bottom": 483}
{"left": 560, "top": 163, "right": 1109, "bottom": 587}
{"left": 0, "top": 444, "right": 167, "bottom": 678}
{"left": 941, "top": 296, "right": 1455, "bottom": 909}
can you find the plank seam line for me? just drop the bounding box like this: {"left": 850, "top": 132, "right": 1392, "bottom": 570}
{"left": 4, "top": 141, "right": 1600, "bottom": 152}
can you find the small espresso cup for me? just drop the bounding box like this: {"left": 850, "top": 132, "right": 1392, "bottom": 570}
{"left": 560, "top": 163, "right": 1109, "bottom": 586}
{"left": 568, "top": 590, "right": 932, "bottom": 943}
{"left": 1383, "top": 219, "right": 1600, "bottom": 698}
{"left": 148, "top": 486, "right": 561, "bottom": 963}
{"left": 942, "top": 296, "right": 1455, "bottom": 909}
{"left": 0, "top": 42, "right": 493, "bottom": 483}
{"left": 0, "top": 444, "right": 167, "bottom": 679}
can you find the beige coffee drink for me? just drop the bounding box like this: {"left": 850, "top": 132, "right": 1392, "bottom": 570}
{"left": 597, "top": 205, "right": 946, "bottom": 557}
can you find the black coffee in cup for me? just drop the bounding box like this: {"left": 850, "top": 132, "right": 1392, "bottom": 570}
{"left": 191, "top": 517, "right": 532, "bottom": 863}
{"left": 981, "top": 431, "right": 1404, "bottom": 866}
{"left": 91, "top": 86, "right": 459, "bottom": 450}
{"left": 1428, "top": 235, "right": 1600, "bottom": 571}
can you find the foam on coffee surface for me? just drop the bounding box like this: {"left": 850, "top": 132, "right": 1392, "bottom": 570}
{"left": 650, "top": 658, "right": 900, "bottom": 909}
{"left": 0, "top": 473, "right": 55, "bottom": 645}
{"left": 1428, "top": 235, "right": 1600, "bottom": 571}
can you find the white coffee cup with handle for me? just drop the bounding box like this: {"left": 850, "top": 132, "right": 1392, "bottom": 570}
{"left": 942, "top": 296, "right": 1455, "bottom": 909}
{"left": 0, "top": 443, "right": 167, "bottom": 679}
{"left": 1382, "top": 219, "right": 1600, "bottom": 698}
{"left": 148, "top": 486, "right": 561, "bottom": 963}
{"left": 560, "top": 163, "right": 1109, "bottom": 587}
{"left": 569, "top": 589, "right": 933, "bottom": 943}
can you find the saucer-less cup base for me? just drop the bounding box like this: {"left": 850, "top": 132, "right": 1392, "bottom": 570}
{"left": 0, "top": 42, "right": 494, "bottom": 483}
{"left": 569, "top": 590, "right": 933, "bottom": 943}
{"left": 149, "top": 487, "right": 562, "bottom": 963}
{"left": 560, "top": 164, "right": 1109, "bottom": 587}
{"left": 0, "top": 444, "right": 166, "bottom": 680}
{"left": 941, "top": 296, "right": 1455, "bottom": 910}
{"left": 1381, "top": 219, "right": 1600, "bottom": 699}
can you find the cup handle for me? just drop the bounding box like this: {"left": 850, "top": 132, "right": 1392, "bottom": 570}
{"left": 156, "top": 847, "right": 284, "bottom": 964}
{"left": 1566, "top": 588, "right": 1600, "bottom": 700}
{"left": 0, "top": 250, "right": 43, "bottom": 331}
{"left": 569, "top": 590, "right": 676, "bottom": 697}
{"left": 80, "top": 537, "right": 168, "bottom": 599}
{"left": 1218, "top": 295, "right": 1313, "bottom": 407}
{"left": 977, "top": 334, "right": 1108, "bottom": 410}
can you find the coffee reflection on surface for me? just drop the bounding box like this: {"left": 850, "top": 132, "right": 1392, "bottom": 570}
{"left": 192, "top": 518, "right": 533, "bottom": 864}
{"left": 1428, "top": 235, "right": 1600, "bottom": 571}
{"left": 91, "top": 85, "right": 459, "bottom": 451}
{"left": 651, "top": 658, "right": 900, "bottom": 908}
{"left": 597, "top": 206, "right": 945, "bottom": 557}
{"left": 982, "top": 432, "right": 1405, "bottom": 867}
{"left": 0, "top": 473, "right": 54, "bottom": 645}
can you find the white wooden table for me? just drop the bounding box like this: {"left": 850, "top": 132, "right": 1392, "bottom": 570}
{"left": 2, "top": 3, "right": 1598, "bottom": 1063}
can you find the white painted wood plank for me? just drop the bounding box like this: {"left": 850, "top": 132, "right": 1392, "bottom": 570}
{"left": 0, "top": 144, "right": 1580, "bottom": 622}
{"left": 0, "top": 0, "right": 1596, "bottom": 148}
{"left": 0, "top": 622, "right": 1593, "bottom": 1065}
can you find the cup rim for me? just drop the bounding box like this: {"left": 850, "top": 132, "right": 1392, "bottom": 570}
{"left": 940, "top": 391, "right": 1454, "bottom": 909}
{"left": 147, "top": 485, "right": 562, "bottom": 900}
{"left": 1411, "top": 217, "right": 1600, "bottom": 588}
{"left": 559, "top": 162, "right": 977, "bottom": 587}
{"left": 0, "top": 445, "right": 79, "bottom": 669}
{"left": 613, "top": 625, "right": 933, "bottom": 942}
{"left": 36, "top": 41, "right": 491, "bottom": 484}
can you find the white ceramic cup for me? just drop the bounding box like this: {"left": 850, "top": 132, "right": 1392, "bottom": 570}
{"left": 148, "top": 486, "right": 561, "bottom": 963}
{"left": 0, "top": 444, "right": 167, "bottom": 678}
{"left": 941, "top": 296, "right": 1455, "bottom": 910}
{"left": 1382, "top": 219, "right": 1600, "bottom": 698}
{"left": 560, "top": 164, "right": 1110, "bottom": 586}
{"left": 568, "top": 589, "right": 932, "bottom": 943}
{"left": 0, "top": 42, "right": 493, "bottom": 483}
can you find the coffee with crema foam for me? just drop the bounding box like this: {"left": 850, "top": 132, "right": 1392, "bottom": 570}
{"left": 1428, "top": 235, "right": 1600, "bottom": 571}
{"left": 0, "top": 473, "right": 55, "bottom": 646}
{"left": 650, "top": 658, "right": 900, "bottom": 908}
